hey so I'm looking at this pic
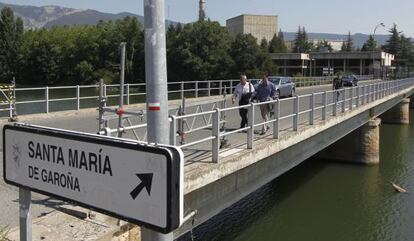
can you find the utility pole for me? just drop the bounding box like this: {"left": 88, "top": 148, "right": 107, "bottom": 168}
{"left": 142, "top": 0, "right": 173, "bottom": 240}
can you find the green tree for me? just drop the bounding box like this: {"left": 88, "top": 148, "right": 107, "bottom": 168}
{"left": 0, "top": 7, "right": 24, "bottom": 82}
{"left": 293, "top": 26, "right": 313, "bottom": 53}
{"left": 269, "top": 30, "right": 288, "bottom": 53}
{"left": 341, "top": 32, "right": 354, "bottom": 52}
{"left": 230, "top": 33, "right": 277, "bottom": 78}
{"left": 167, "top": 20, "right": 234, "bottom": 81}
{"left": 315, "top": 40, "right": 333, "bottom": 52}
{"left": 361, "top": 35, "right": 378, "bottom": 51}
{"left": 382, "top": 24, "right": 401, "bottom": 55}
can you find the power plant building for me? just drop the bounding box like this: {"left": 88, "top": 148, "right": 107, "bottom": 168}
{"left": 226, "top": 14, "right": 278, "bottom": 43}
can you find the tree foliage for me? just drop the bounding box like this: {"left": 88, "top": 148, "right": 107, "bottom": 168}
{"left": 293, "top": 26, "right": 313, "bottom": 53}
{"left": 0, "top": 7, "right": 24, "bottom": 81}
{"left": 361, "top": 35, "right": 378, "bottom": 51}
{"left": 0, "top": 8, "right": 280, "bottom": 85}
{"left": 315, "top": 40, "right": 333, "bottom": 52}
{"left": 230, "top": 34, "right": 277, "bottom": 78}
{"left": 268, "top": 30, "right": 288, "bottom": 53}
{"left": 341, "top": 32, "right": 354, "bottom": 52}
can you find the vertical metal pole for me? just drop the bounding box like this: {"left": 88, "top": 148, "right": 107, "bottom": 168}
{"left": 98, "top": 79, "right": 105, "bottom": 131}
{"left": 309, "top": 93, "right": 314, "bottom": 125}
{"left": 169, "top": 115, "right": 177, "bottom": 146}
{"left": 212, "top": 109, "right": 220, "bottom": 163}
{"left": 219, "top": 80, "right": 223, "bottom": 96}
{"left": 103, "top": 84, "right": 107, "bottom": 105}
{"left": 356, "top": 86, "right": 360, "bottom": 107}
{"left": 195, "top": 81, "right": 199, "bottom": 98}
{"left": 180, "top": 81, "right": 184, "bottom": 99}
{"left": 293, "top": 96, "right": 299, "bottom": 131}
{"left": 126, "top": 84, "right": 130, "bottom": 105}
{"left": 333, "top": 91, "right": 337, "bottom": 116}
{"left": 322, "top": 91, "right": 327, "bottom": 120}
{"left": 118, "top": 42, "right": 126, "bottom": 138}
{"left": 19, "top": 187, "right": 32, "bottom": 241}
{"left": 247, "top": 103, "right": 254, "bottom": 149}
{"left": 142, "top": 0, "right": 172, "bottom": 239}
{"left": 45, "top": 87, "right": 49, "bottom": 113}
{"left": 273, "top": 99, "right": 279, "bottom": 139}
{"left": 341, "top": 89, "right": 345, "bottom": 113}
{"left": 76, "top": 85, "right": 80, "bottom": 110}
{"left": 349, "top": 87, "right": 353, "bottom": 110}
{"left": 208, "top": 81, "right": 211, "bottom": 97}
{"left": 11, "top": 76, "right": 17, "bottom": 120}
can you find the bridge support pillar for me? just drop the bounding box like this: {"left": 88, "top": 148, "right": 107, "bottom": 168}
{"left": 317, "top": 118, "right": 381, "bottom": 165}
{"left": 409, "top": 96, "right": 414, "bottom": 109}
{"left": 382, "top": 98, "right": 409, "bottom": 124}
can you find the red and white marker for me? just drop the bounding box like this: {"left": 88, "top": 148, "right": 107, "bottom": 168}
{"left": 148, "top": 102, "right": 161, "bottom": 111}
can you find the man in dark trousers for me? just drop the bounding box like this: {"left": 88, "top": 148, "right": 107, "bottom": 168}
{"left": 255, "top": 73, "right": 276, "bottom": 135}
{"left": 232, "top": 75, "right": 255, "bottom": 128}
{"left": 333, "top": 76, "right": 343, "bottom": 100}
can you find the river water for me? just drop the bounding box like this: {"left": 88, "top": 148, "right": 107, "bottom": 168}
{"left": 179, "top": 113, "right": 414, "bottom": 241}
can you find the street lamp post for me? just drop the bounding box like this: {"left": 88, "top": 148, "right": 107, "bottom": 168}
{"left": 372, "top": 23, "right": 385, "bottom": 79}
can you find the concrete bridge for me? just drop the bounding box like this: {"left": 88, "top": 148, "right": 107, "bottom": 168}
{"left": 1, "top": 78, "right": 414, "bottom": 239}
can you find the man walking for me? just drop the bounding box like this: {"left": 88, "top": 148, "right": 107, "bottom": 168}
{"left": 255, "top": 73, "right": 276, "bottom": 135}
{"left": 232, "top": 75, "right": 255, "bottom": 128}
{"left": 333, "top": 75, "right": 343, "bottom": 100}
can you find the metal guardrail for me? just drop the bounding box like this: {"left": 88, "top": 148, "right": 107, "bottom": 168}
{"left": 2, "top": 75, "right": 373, "bottom": 117}
{"left": 169, "top": 78, "right": 414, "bottom": 163}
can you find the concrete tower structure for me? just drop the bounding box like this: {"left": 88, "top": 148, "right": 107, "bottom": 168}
{"left": 199, "top": 0, "right": 206, "bottom": 21}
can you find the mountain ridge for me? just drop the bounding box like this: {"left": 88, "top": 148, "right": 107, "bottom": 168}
{"left": 0, "top": 2, "right": 388, "bottom": 47}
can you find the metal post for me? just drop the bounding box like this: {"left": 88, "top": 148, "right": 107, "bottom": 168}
{"left": 142, "top": 0, "right": 172, "bottom": 239}
{"left": 273, "top": 99, "right": 280, "bottom": 139}
{"left": 180, "top": 81, "right": 184, "bottom": 99}
{"left": 11, "top": 76, "right": 17, "bottom": 120}
{"left": 169, "top": 115, "right": 177, "bottom": 146}
{"left": 98, "top": 79, "right": 105, "bottom": 131}
{"left": 322, "top": 91, "right": 327, "bottom": 120}
{"left": 293, "top": 96, "right": 299, "bottom": 131}
{"left": 356, "top": 86, "right": 360, "bottom": 107}
{"left": 103, "top": 84, "right": 107, "bottom": 104}
{"left": 310, "top": 93, "right": 314, "bottom": 125}
{"left": 212, "top": 109, "right": 220, "bottom": 163}
{"left": 126, "top": 84, "right": 130, "bottom": 105}
{"left": 118, "top": 42, "right": 126, "bottom": 138}
{"left": 45, "top": 87, "right": 49, "bottom": 113}
{"left": 219, "top": 80, "right": 223, "bottom": 96}
{"left": 333, "top": 91, "right": 337, "bottom": 116}
{"left": 341, "top": 89, "right": 345, "bottom": 113}
{"left": 247, "top": 103, "right": 254, "bottom": 149}
{"left": 19, "top": 187, "right": 32, "bottom": 241}
{"left": 208, "top": 81, "right": 211, "bottom": 96}
{"left": 76, "top": 85, "right": 80, "bottom": 110}
{"left": 195, "top": 81, "right": 199, "bottom": 98}
{"left": 349, "top": 87, "right": 353, "bottom": 110}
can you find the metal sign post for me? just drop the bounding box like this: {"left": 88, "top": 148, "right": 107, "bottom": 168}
{"left": 3, "top": 124, "right": 183, "bottom": 235}
{"left": 143, "top": 0, "right": 172, "bottom": 239}
{"left": 19, "top": 187, "right": 31, "bottom": 241}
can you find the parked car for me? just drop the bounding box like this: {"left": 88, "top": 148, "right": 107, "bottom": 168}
{"left": 342, "top": 75, "right": 358, "bottom": 87}
{"left": 269, "top": 76, "right": 296, "bottom": 98}
{"left": 249, "top": 79, "right": 261, "bottom": 89}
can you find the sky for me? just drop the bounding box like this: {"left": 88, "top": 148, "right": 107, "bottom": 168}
{"left": 2, "top": 0, "right": 413, "bottom": 36}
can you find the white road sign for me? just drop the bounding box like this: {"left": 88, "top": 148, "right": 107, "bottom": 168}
{"left": 3, "top": 124, "right": 183, "bottom": 233}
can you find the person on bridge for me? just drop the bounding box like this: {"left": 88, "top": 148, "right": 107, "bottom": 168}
{"left": 333, "top": 76, "right": 343, "bottom": 100}
{"left": 255, "top": 73, "right": 276, "bottom": 135}
{"left": 232, "top": 75, "right": 255, "bottom": 129}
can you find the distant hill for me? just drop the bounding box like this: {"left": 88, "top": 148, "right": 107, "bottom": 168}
{"left": 0, "top": 2, "right": 176, "bottom": 29}
{"left": 283, "top": 32, "right": 389, "bottom": 48}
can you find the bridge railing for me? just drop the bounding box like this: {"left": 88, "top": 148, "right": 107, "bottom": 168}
{"left": 2, "top": 75, "right": 373, "bottom": 117}
{"left": 170, "top": 78, "right": 413, "bottom": 163}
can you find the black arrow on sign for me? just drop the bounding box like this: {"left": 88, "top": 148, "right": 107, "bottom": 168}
{"left": 130, "top": 173, "right": 153, "bottom": 200}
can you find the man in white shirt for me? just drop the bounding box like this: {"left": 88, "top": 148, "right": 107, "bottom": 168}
{"left": 232, "top": 75, "right": 255, "bottom": 128}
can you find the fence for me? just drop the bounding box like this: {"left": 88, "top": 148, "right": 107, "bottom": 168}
{"left": 1, "top": 75, "right": 373, "bottom": 117}
{"left": 168, "top": 78, "right": 414, "bottom": 162}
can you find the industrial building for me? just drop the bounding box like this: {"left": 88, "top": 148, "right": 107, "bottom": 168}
{"left": 271, "top": 51, "right": 395, "bottom": 78}
{"left": 226, "top": 14, "right": 278, "bottom": 43}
